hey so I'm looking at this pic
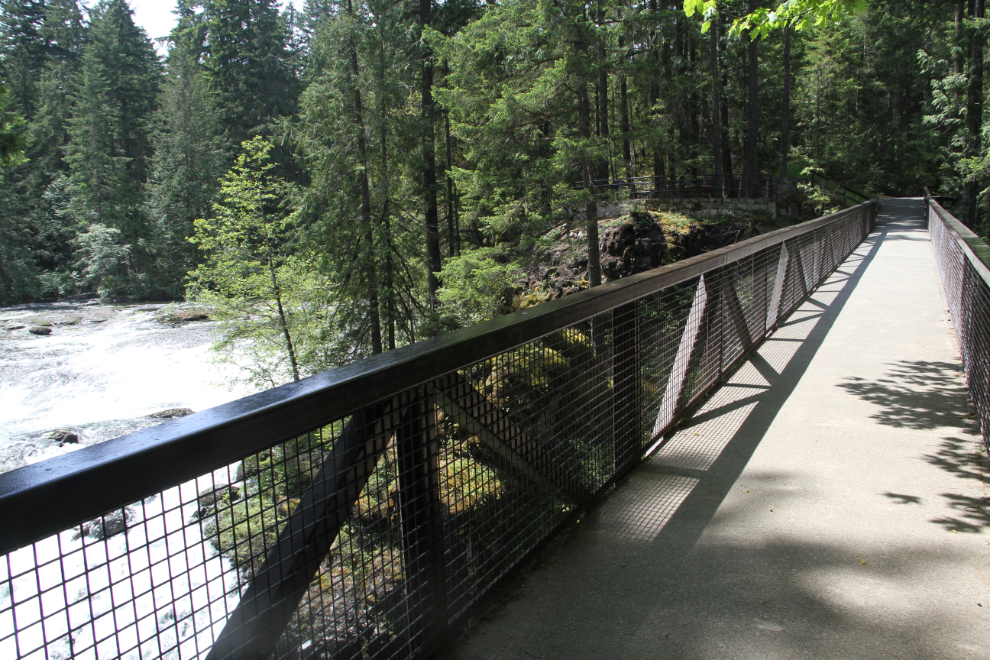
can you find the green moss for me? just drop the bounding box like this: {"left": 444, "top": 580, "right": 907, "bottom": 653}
{"left": 440, "top": 456, "right": 502, "bottom": 516}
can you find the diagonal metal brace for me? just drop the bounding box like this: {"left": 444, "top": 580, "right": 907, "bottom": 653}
{"left": 723, "top": 270, "right": 754, "bottom": 350}
{"left": 435, "top": 372, "right": 591, "bottom": 504}
{"left": 653, "top": 274, "right": 709, "bottom": 437}
{"left": 766, "top": 242, "right": 790, "bottom": 329}
{"left": 207, "top": 396, "right": 402, "bottom": 660}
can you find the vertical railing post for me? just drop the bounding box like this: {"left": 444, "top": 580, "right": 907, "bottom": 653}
{"left": 395, "top": 385, "right": 448, "bottom": 653}
{"left": 612, "top": 301, "right": 642, "bottom": 470}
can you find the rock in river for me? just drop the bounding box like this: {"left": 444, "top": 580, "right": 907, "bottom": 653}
{"left": 74, "top": 507, "right": 134, "bottom": 541}
{"left": 48, "top": 429, "right": 80, "bottom": 445}
{"left": 147, "top": 408, "right": 194, "bottom": 419}
{"left": 29, "top": 326, "right": 52, "bottom": 335}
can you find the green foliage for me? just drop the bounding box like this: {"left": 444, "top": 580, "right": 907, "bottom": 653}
{"left": 199, "top": 0, "right": 300, "bottom": 146}
{"left": 71, "top": 223, "right": 131, "bottom": 298}
{"left": 188, "top": 136, "right": 333, "bottom": 388}
{"left": 0, "top": 83, "right": 25, "bottom": 166}
{"left": 294, "top": 0, "right": 423, "bottom": 353}
{"left": 432, "top": 0, "right": 602, "bottom": 246}
{"left": 684, "top": 0, "right": 868, "bottom": 36}
{"left": 438, "top": 248, "right": 521, "bottom": 326}
{"left": 145, "top": 41, "right": 227, "bottom": 297}
{"left": 64, "top": 0, "right": 159, "bottom": 242}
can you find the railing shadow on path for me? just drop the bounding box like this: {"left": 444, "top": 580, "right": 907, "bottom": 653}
{"left": 631, "top": 226, "right": 886, "bottom": 554}
{"left": 444, "top": 201, "right": 990, "bottom": 660}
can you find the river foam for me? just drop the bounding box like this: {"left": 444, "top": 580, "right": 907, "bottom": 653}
{"left": 0, "top": 300, "right": 255, "bottom": 472}
{"left": 0, "top": 300, "right": 258, "bottom": 658}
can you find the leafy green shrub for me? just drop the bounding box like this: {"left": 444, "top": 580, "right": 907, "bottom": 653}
{"left": 438, "top": 248, "right": 522, "bottom": 326}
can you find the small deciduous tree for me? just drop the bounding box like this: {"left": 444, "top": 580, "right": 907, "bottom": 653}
{"left": 187, "top": 137, "right": 332, "bottom": 388}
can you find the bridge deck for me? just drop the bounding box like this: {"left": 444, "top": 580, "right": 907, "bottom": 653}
{"left": 442, "top": 198, "right": 990, "bottom": 659}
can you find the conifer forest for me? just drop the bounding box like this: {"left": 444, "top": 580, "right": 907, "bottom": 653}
{"left": 0, "top": 0, "right": 986, "bottom": 383}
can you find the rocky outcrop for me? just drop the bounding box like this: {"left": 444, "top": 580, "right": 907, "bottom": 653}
{"left": 599, "top": 215, "right": 669, "bottom": 281}
{"left": 157, "top": 308, "right": 211, "bottom": 325}
{"left": 195, "top": 485, "right": 241, "bottom": 519}
{"left": 515, "top": 210, "right": 769, "bottom": 305}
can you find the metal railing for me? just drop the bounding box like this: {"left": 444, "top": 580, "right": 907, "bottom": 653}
{"left": 925, "top": 192, "right": 990, "bottom": 454}
{"left": 0, "top": 200, "right": 876, "bottom": 660}
{"left": 586, "top": 174, "right": 775, "bottom": 201}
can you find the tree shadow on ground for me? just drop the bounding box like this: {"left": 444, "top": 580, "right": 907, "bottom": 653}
{"left": 837, "top": 360, "right": 972, "bottom": 430}
{"left": 836, "top": 359, "right": 989, "bottom": 534}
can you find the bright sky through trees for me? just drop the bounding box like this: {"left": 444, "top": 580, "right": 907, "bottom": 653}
{"left": 122, "top": 0, "right": 304, "bottom": 48}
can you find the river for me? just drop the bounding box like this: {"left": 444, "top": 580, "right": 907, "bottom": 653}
{"left": 0, "top": 299, "right": 257, "bottom": 659}
{"left": 0, "top": 299, "right": 256, "bottom": 472}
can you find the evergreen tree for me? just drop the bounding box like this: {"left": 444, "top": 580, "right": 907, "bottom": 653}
{"left": 188, "top": 136, "right": 333, "bottom": 387}
{"left": 0, "top": 82, "right": 33, "bottom": 305}
{"left": 295, "top": 0, "right": 420, "bottom": 354}
{"left": 63, "top": 0, "right": 160, "bottom": 249}
{"left": 0, "top": 81, "right": 24, "bottom": 165}
{"left": 145, "top": 38, "right": 226, "bottom": 296}
{"left": 200, "top": 0, "right": 300, "bottom": 146}
{"left": 435, "top": 0, "right": 607, "bottom": 288}
{"left": 0, "top": 0, "right": 83, "bottom": 300}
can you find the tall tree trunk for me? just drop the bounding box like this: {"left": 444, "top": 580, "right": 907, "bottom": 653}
{"left": 744, "top": 0, "right": 760, "bottom": 193}
{"left": 966, "top": 0, "right": 984, "bottom": 227}
{"left": 719, "top": 32, "right": 734, "bottom": 197}
{"left": 445, "top": 111, "right": 458, "bottom": 258}
{"left": 689, "top": 34, "right": 699, "bottom": 177}
{"left": 710, "top": 15, "right": 723, "bottom": 195}
{"left": 381, "top": 102, "right": 396, "bottom": 351}
{"left": 620, "top": 72, "right": 632, "bottom": 179}
{"left": 597, "top": 0, "right": 609, "bottom": 183}
{"left": 578, "top": 79, "right": 602, "bottom": 288}
{"left": 651, "top": 0, "right": 663, "bottom": 195}
{"left": 779, "top": 20, "right": 792, "bottom": 179}
{"left": 268, "top": 255, "right": 301, "bottom": 381}
{"left": 420, "top": 0, "right": 442, "bottom": 310}
{"left": 347, "top": 0, "right": 383, "bottom": 355}
{"left": 956, "top": 2, "right": 964, "bottom": 77}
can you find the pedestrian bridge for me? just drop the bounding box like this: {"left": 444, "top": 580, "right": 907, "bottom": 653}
{"left": 0, "top": 198, "right": 987, "bottom": 659}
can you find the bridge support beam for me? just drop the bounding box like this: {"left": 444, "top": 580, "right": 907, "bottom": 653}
{"left": 653, "top": 274, "right": 709, "bottom": 438}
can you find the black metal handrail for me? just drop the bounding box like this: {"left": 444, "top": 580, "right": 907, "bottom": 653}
{"left": 926, "top": 193, "right": 990, "bottom": 453}
{"left": 0, "top": 201, "right": 874, "bottom": 553}
{"left": 0, "top": 199, "right": 877, "bottom": 660}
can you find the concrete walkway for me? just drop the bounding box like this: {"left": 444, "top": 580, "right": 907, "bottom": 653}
{"left": 442, "top": 198, "right": 990, "bottom": 659}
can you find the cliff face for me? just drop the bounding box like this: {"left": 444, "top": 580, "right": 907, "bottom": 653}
{"left": 514, "top": 210, "right": 778, "bottom": 308}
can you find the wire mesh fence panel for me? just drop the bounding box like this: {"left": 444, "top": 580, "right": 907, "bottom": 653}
{"left": 0, "top": 201, "right": 876, "bottom": 660}
{"left": 1, "top": 460, "right": 249, "bottom": 660}
{"left": 928, "top": 198, "right": 990, "bottom": 454}
{"left": 963, "top": 260, "right": 990, "bottom": 451}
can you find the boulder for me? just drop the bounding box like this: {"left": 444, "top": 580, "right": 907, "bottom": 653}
{"left": 147, "top": 408, "right": 194, "bottom": 419}
{"left": 29, "top": 327, "right": 52, "bottom": 336}
{"left": 195, "top": 485, "right": 241, "bottom": 519}
{"left": 49, "top": 429, "right": 79, "bottom": 445}
{"left": 75, "top": 507, "right": 133, "bottom": 541}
